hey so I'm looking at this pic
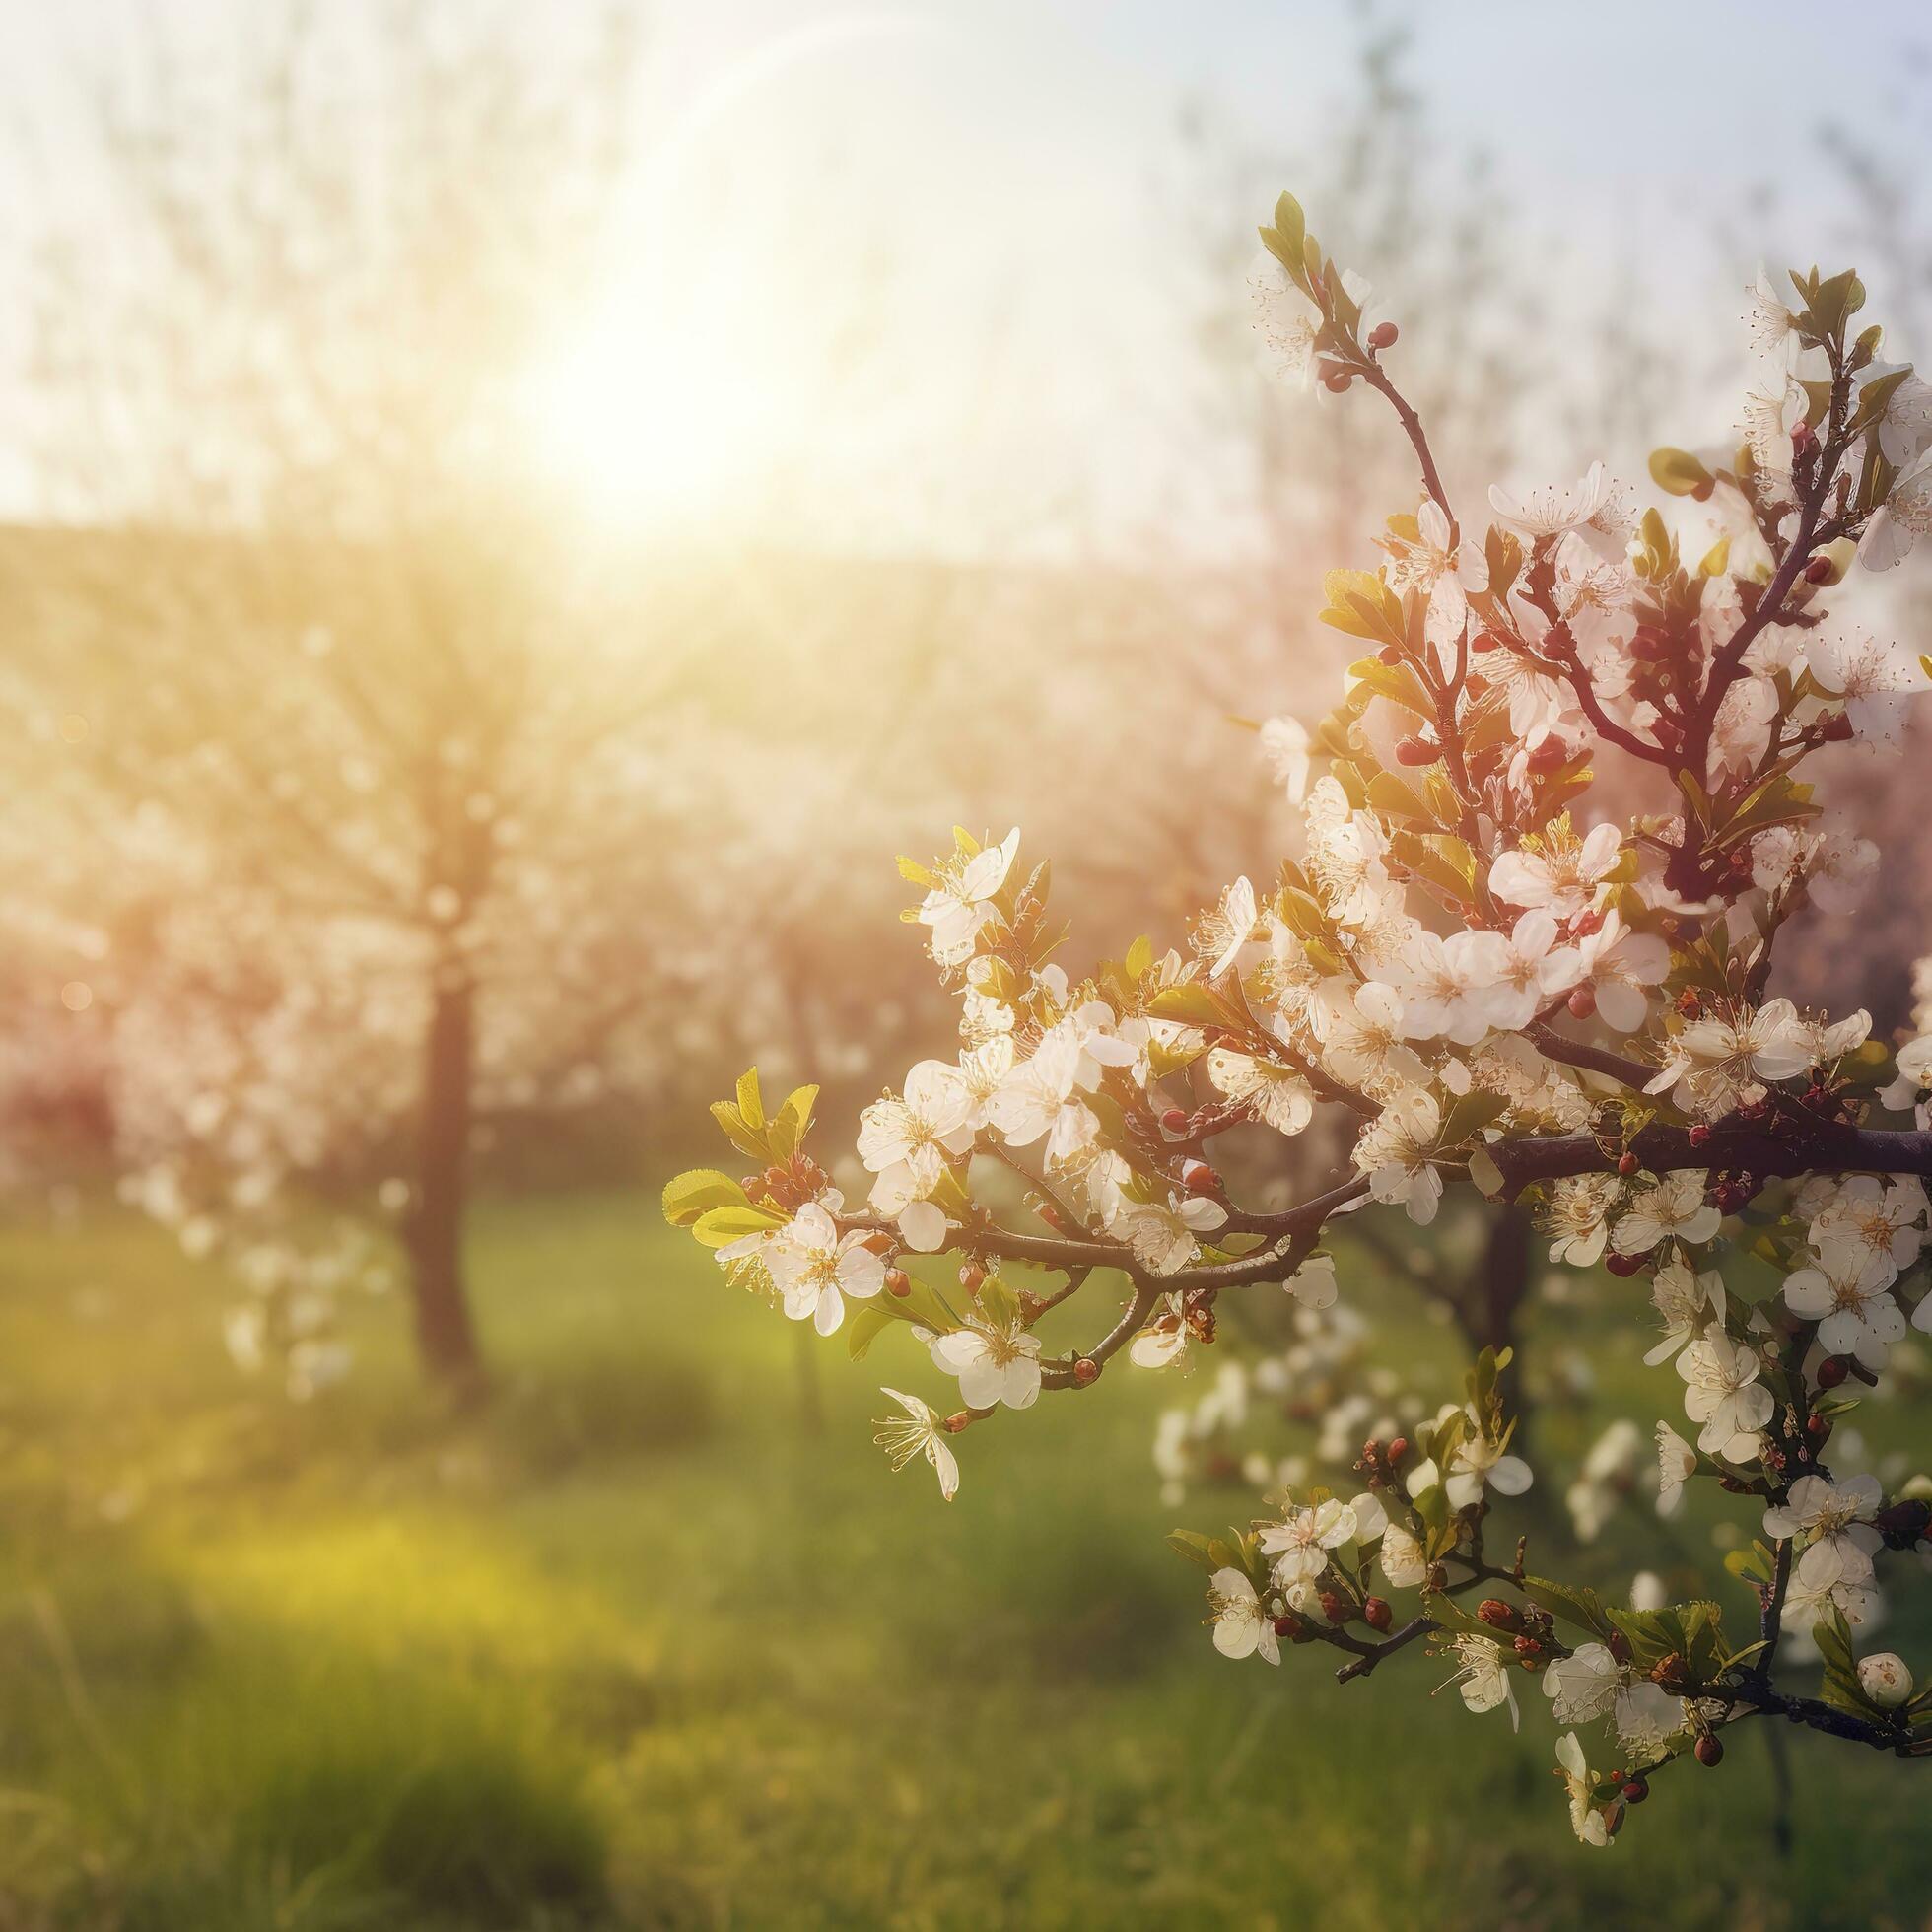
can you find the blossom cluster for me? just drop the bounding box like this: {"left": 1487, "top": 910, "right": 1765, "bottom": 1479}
{"left": 669, "top": 196, "right": 1932, "bottom": 1843}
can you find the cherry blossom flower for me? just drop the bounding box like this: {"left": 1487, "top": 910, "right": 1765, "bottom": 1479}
{"left": 1440, "top": 1633, "right": 1519, "bottom": 1729}
{"left": 1858, "top": 451, "right": 1932, "bottom": 572}
{"left": 1655, "top": 1421, "right": 1697, "bottom": 1517}
{"left": 929, "top": 1314, "right": 1043, "bottom": 1410}
{"left": 1746, "top": 265, "right": 1801, "bottom": 368}
{"left": 1440, "top": 1427, "right": 1533, "bottom": 1509}
{"left": 1325, "top": 983, "right": 1426, "bottom": 1092}
{"left": 1751, "top": 823, "right": 1879, "bottom": 916}
{"left": 1114, "top": 1192, "right": 1228, "bottom": 1276}
{"left": 1642, "top": 1258, "right": 1724, "bottom": 1365}
{"left": 1544, "top": 1174, "right": 1621, "bottom": 1267}
{"left": 1804, "top": 1175, "right": 1927, "bottom": 1273}
{"left": 1677, "top": 1332, "right": 1773, "bottom": 1457}
{"left": 1259, "top": 1496, "right": 1358, "bottom": 1586}
{"left": 1284, "top": 1252, "right": 1339, "bottom": 1310}
{"left": 1208, "top": 1566, "right": 1280, "bottom": 1664}
{"left": 1377, "top": 1522, "right": 1427, "bottom": 1589}
{"left": 1781, "top": 1561, "right": 1879, "bottom": 1635}
{"left": 873, "top": 1388, "right": 959, "bottom": 1500}
{"left": 1475, "top": 909, "right": 1582, "bottom": 1030}
{"left": 1613, "top": 1682, "right": 1686, "bottom": 1758}
{"left": 859, "top": 1060, "right": 976, "bottom": 1247}
{"left": 1571, "top": 912, "right": 1669, "bottom": 1033}
{"left": 1612, "top": 1171, "right": 1722, "bottom": 1256}
{"left": 988, "top": 1027, "right": 1100, "bottom": 1163}
{"left": 1259, "top": 715, "right": 1312, "bottom": 802}
{"left": 1554, "top": 1732, "right": 1612, "bottom": 1847}
{"left": 764, "top": 1201, "right": 887, "bottom": 1337}
{"left": 1489, "top": 460, "right": 1613, "bottom": 543}
{"left": 1394, "top": 928, "right": 1507, "bottom": 1046}
{"left": 1352, "top": 1086, "right": 1444, "bottom": 1224}
{"left": 1199, "top": 876, "right": 1261, "bottom": 981}
{"left": 1130, "top": 1293, "right": 1200, "bottom": 1369}
{"left": 1378, "top": 497, "right": 1489, "bottom": 658}
{"left": 1207, "top": 1046, "right": 1315, "bottom": 1136}
{"left": 1809, "top": 632, "right": 1931, "bottom": 747}
{"left": 1488, "top": 821, "right": 1622, "bottom": 922}
{"left": 1878, "top": 1034, "right": 1932, "bottom": 1122}
{"left": 1781, "top": 1237, "right": 1904, "bottom": 1371}
{"left": 916, "top": 828, "right": 1019, "bottom": 965}
{"left": 1764, "top": 1473, "right": 1884, "bottom": 1586}
{"left": 1649, "top": 998, "right": 1816, "bottom": 1119}
{"left": 1543, "top": 1642, "right": 1622, "bottom": 1724}
{"left": 1247, "top": 248, "right": 1319, "bottom": 389}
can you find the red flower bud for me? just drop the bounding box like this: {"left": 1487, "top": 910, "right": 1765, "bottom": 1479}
{"left": 1071, "top": 1356, "right": 1100, "bottom": 1388}
{"left": 959, "top": 1261, "right": 987, "bottom": 1294}
{"left": 1606, "top": 1252, "right": 1645, "bottom": 1277}
{"left": 1385, "top": 1436, "right": 1409, "bottom": 1465}
{"left": 1815, "top": 1355, "right": 1849, "bottom": 1389}
{"left": 1363, "top": 1596, "right": 1393, "bottom": 1632}
{"left": 1608, "top": 1630, "right": 1633, "bottom": 1665}
{"left": 1688, "top": 1123, "right": 1712, "bottom": 1149}
{"left": 884, "top": 1268, "right": 912, "bottom": 1298}
{"left": 1159, "top": 1106, "right": 1189, "bottom": 1134}
{"left": 1396, "top": 733, "right": 1439, "bottom": 766}
{"left": 1695, "top": 1734, "right": 1724, "bottom": 1768}
{"left": 1821, "top": 712, "right": 1854, "bottom": 742}
{"left": 1569, "top": 985, "right": 1599, "bottom": 1022}
{"left": 1618, "top": 1150, "right": 1639, "bottom": 1177}
{"left": 1322, "top": 365, "right": 1352, "bottom": 393}
{"left": 1478, "top": 1599, "right": 1521, "bottom": 1630}
{"left": 1622, "top": 1776, "right": 1649, "bottom": 1804}
{"left": 1367, "top": 320, "right": 1399, "bottom": 350}
{"left": 1318, "top": 1589, "right": 1349, "bottom": 1624}
{"left": 1272, "top": 1611, "right": 1304, "bottom": 1640}
{"left": 1803, "top": 555, "right": 1832, "bottom": 585}
{"left": 1183, "top": 1160, "right": 1223, "bottom": 1198}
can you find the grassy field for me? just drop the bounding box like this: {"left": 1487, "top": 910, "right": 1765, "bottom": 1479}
{"left": 0, "top": 1190, "right": 1927, "bottom": 1929}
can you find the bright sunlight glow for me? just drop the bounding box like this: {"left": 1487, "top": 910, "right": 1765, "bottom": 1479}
{"left": 520, "top": 296, "right": 784, "bottom": 533}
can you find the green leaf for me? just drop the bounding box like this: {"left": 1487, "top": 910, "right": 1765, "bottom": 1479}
{"left": 1167, "top": 1529, "right": 1222, "bottom": 1573}
{"left": 1650, "top": 446, "right": 1714, "bottom": 497}
{"left": 662, "top": 1168, "right": 748, "bottom": 1228}
{"left": 846, "top": 1301, "right": 897, "bottom": 1361}
{"left": 1813, "top": 1607, "right": 1873, "bottom": 1715}
{"left": 1437, "top": 1090, "right": 1509, "bottom": 1148}
{"left": 690, "top": 1204, "right": 785, "bottom": 1250}
{"left": 767, "top": 1084, "right": 820, "bottom": 1161}
{"left": 1125, "top": 934, "right": 1153, "bottom": 983}
{"left": 735, "top": 1068, "right": 766, "bottom": 1132}
{"left": 1520, "top": 1573, "right": 1618, "bottom": 1641}
{"left": 709, "top": 1101, "right": 769, "bottom": 1163}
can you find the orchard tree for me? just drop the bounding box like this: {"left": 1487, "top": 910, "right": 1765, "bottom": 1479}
{"left": 669, "top": 194, "right": 1932, "bottom": 1842}
{"left": 5, "top": 2, "right": 665, "bottom": 1390}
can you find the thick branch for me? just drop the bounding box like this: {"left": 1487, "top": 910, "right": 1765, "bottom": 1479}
{"left": 1489, "top": 1123, "right": 1932, "bottom": 1196}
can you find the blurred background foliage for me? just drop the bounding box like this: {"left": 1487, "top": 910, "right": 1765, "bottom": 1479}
{"left": 2, "top": 1, "right": 1932, "bottom": 1923}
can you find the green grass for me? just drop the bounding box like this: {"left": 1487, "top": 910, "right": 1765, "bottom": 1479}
{"left": 0, "top": 1192, "right": 1927, "bottom": 1928}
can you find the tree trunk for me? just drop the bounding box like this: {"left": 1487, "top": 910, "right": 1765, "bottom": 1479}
{"left": 405, "top": 971, "right": 485, "bottom": 1390}
{"left": 1456, "top": 1206, "right": 1534, "bottom": 1440}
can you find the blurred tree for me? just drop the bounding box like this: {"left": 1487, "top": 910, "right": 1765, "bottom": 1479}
{"left": 6, "top": 0, "right": 666, "bottom": 1389}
